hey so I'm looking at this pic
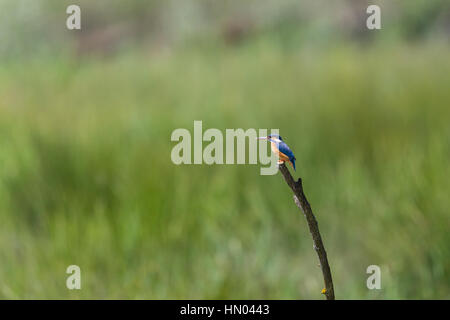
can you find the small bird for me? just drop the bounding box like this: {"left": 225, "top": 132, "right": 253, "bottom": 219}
{"left": 257, "top": 134, "right": 296, "bottom": 170}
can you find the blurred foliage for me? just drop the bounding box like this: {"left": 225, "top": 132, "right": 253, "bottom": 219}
{"left": 1, "top": 43, "right": 449, "bottom": 299}
{"left": 0, "top": 0, "right": 449, "bottom": 299}
{"left": 0, "top": 0, "right": 449, "bottom": 57}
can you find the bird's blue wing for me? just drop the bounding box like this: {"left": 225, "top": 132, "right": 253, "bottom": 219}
{"left": 278, "top": 141, "right": 296, "bottom": 170}
{"left": 278, "top": 141, "right": 295, "bottom": 161}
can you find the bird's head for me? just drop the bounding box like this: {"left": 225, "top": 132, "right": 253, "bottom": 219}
{"left": 257, "top": 134, "right": 283, "bottom": 143}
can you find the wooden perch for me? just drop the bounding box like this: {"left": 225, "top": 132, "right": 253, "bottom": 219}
{"left": 278, "top": 163, "right": 335, "bottom": 300}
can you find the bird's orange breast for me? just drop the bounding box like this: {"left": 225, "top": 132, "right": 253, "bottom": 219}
{"left": 271, "top": 142, "right": 290, "bottom": 161}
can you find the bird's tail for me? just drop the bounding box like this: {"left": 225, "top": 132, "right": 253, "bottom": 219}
{"left": 290, "top": 158, "right": 296, "bottom": 171}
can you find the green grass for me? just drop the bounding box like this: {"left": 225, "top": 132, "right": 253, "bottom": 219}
{"left": 0, "top": 42, "right": 449, "bottom": 299}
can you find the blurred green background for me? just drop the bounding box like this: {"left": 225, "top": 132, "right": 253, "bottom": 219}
{"left": 0, "top": 0, "right": 449, "bottom": 299}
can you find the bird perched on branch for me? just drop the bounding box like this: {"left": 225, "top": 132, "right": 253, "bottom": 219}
{"left": 258, "top": 134, "right": 296, "bottom": 170}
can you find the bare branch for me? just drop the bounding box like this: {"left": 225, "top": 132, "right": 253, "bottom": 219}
{"left": 278, "top": 163, "right": 335, "bottom": 300}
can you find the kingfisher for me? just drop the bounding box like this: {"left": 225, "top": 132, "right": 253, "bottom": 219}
{"left": 258, "top": 134, "right": 296, "bottom": 170}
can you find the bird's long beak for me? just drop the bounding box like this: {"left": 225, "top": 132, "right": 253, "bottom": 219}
{"left": 257, "top": 137, "right": 268, "bottom": 140}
